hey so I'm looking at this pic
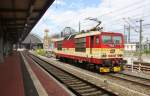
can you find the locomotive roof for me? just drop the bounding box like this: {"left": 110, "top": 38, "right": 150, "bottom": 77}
{"left": 53, "top": 31, "right": 101, "bottom": 41}
{"left": 64, "top": 34, "right": 76, "bottom": 40}
{"left": 52, "top": 37, "right": 64, "bottom": 41}
{"left": 75, "top": 31, "right": 101, "bottom": 38}
{"left": 53, "top": 31, "right": 122, "bottom": 42}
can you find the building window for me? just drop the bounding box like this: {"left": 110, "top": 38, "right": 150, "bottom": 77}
{"left": 75, "top": 37, "right": 86, "bottom": 52}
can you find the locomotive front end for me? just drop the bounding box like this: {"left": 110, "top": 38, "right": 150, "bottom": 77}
{"left": 99, "top": 32, "right": 125, "bottom": 72}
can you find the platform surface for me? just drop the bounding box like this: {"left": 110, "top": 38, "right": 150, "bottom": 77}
{"left": 0, "top": 52, "right": 25, "bottom": 96}
{"left": 0, "top": 51, "right": 73, "bottom": 96}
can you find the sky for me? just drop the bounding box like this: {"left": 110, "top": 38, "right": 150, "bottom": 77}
{"left": 31, "top": 0, "right": 150, "bottom": 42}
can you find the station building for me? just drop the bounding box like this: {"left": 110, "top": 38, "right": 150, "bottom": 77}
{"left": 21, "top": 34, "right": 43, "bottom": 50}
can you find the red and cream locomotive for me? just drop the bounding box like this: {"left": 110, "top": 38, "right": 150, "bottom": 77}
{"left": 53, "top": 19, "right": 125, "bottom": 72}
{"left": 53, "top": 30, "right": 125, "bottom": 73}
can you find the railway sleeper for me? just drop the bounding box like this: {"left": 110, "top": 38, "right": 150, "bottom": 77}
{"left": 62, "top": 79, "right": 80, "bottom": 82}
{"left": 72, "top": 85, "right": 92, "bottom": 90}
{"left": 69, "top": 83, "right": 87, "bottom": 87}
{"left": 81, "top": 90, "right": 105, "bottom": 96}
{"left": 77, "top": 88, "right": 98, "bottom": 93}
{"left": 56, "top": 74, "right": 71, "bottom": 77}
{"left": 64, "top": 81, "right": 83, "bottom": 85}
{"left": 48, "top": 69, "right": 63, "bottom": 73}
{"left": 59, "top": 77, "right": 77, "bottom": 81}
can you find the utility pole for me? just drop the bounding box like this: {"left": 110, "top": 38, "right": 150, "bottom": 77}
{"left": 124, "top": 24, "right": 126, "bottom": 35}
{"left": 44, "top": 29, "right": 49, "bottom": 50}
{"left": 30, "top": 37, "right": 31, "bottom": 50}
{"left": 128, "top": 24, "right": 130, "bottom": 43}
{"left": 146, "top": 38, "right": 149, "bottom": 52}
{"left": 124, "top": 24, "right": 127, "bottom": 43}
{"left": 124, "top": 24, "right": 130, "bottom": 43}
{"left": 79, "top": 21, "right": 81, "bottom": 33}
{"left": 136, "top": 19, "right": 144, "bottom": 72}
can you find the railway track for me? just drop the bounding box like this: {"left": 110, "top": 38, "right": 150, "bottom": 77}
{"left": 28, "top": 54, "right": 118, "bottom": 96}
{"left": 50, "top": 57, "right": 150, "bottom": 95}
{"left": 109, "top": 73, "right": 150, "bottom": 87}
{"left": 101, "top": 73, "right": 150, "bottom": 95}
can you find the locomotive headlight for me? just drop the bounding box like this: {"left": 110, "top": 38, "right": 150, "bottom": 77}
{"left": 120, "top": 49, "right": 124, "bottom": 51}
{"left": 117, "top": 54, "right": 123, "bottom": 57}
{"left": 110, "top": 49, "right": 115, "bottom": 53}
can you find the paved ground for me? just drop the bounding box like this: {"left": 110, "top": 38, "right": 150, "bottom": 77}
{"left": 0, "top": 51, "right": 73, "bottom": 96}
{"left": 0, "top": 52, "right": 25, "bottom": 96}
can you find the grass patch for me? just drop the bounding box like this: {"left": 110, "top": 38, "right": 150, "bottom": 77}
{"left": 35, "top": 49, "right": 46, "bottom": 56}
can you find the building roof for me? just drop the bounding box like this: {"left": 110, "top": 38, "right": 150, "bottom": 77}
{"left": 22, "top": 34, "right": 42, "bottom": 44}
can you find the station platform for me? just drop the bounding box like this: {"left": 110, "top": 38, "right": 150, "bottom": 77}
{"left": 0, "top": 52, "right": 25, "bottom": 96}
{"left": 0, "top": 51, "right": 73, "bottom": 96}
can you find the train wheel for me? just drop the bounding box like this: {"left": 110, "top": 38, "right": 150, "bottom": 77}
{"left": 86, "top": 64, "right": 94, "bottom": 71}
{"left": 86, "top": 63, "right": 90, "bottom": 70}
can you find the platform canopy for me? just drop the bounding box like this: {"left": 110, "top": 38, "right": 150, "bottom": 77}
{"left": 0, "top": 0, "right": 54, "bottom": 43}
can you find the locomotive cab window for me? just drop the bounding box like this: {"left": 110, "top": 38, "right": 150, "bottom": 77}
{"left": 102, "top": 35, "right": 112, "bottom": 44}
{"left": 114, "top": 36, "right": 122, "bottom": 44}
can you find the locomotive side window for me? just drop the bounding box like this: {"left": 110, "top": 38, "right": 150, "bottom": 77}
{"left": 96, "top": 36, "right": 99, "bottom": 44}
{"left": 75, "top": 37, "right": 86, "bottom": 52}
{"left": 57, "top": 41, "right": 62, "bottom": 50}
{"left": 102, "top": 35, "right": 112, "bottom": 44}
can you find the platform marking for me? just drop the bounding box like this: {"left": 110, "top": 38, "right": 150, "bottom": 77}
{"left": 21, "top": 52, "right": 48, "bottom": 96}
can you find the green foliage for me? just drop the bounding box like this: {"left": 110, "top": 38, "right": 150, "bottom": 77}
{"left": 143, "top": 49, "right": 150, "bottom": 54}
{"left": 35, "top": 49, "right": 46, "bottom": 56}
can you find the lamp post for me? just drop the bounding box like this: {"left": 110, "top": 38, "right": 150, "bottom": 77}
{"left": 44, "top": 29, "right": 49, "bottom": 50}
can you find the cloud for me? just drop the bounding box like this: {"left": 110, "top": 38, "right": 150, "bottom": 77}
{"left": 32, "top": 0, "right": 150, "bottom": 42}
{"left": 53, "top": 0, "right": 66, "bottom": 6}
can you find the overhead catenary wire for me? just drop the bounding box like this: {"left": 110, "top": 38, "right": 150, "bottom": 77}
{"left": 49, "top": 0, "right": 150, "bottom": 38}
{"left": 56, "top": 3, "right": 150, "bottom": 32}
{"left": 97, "top": 0, "right": 150, "bottom": 18}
